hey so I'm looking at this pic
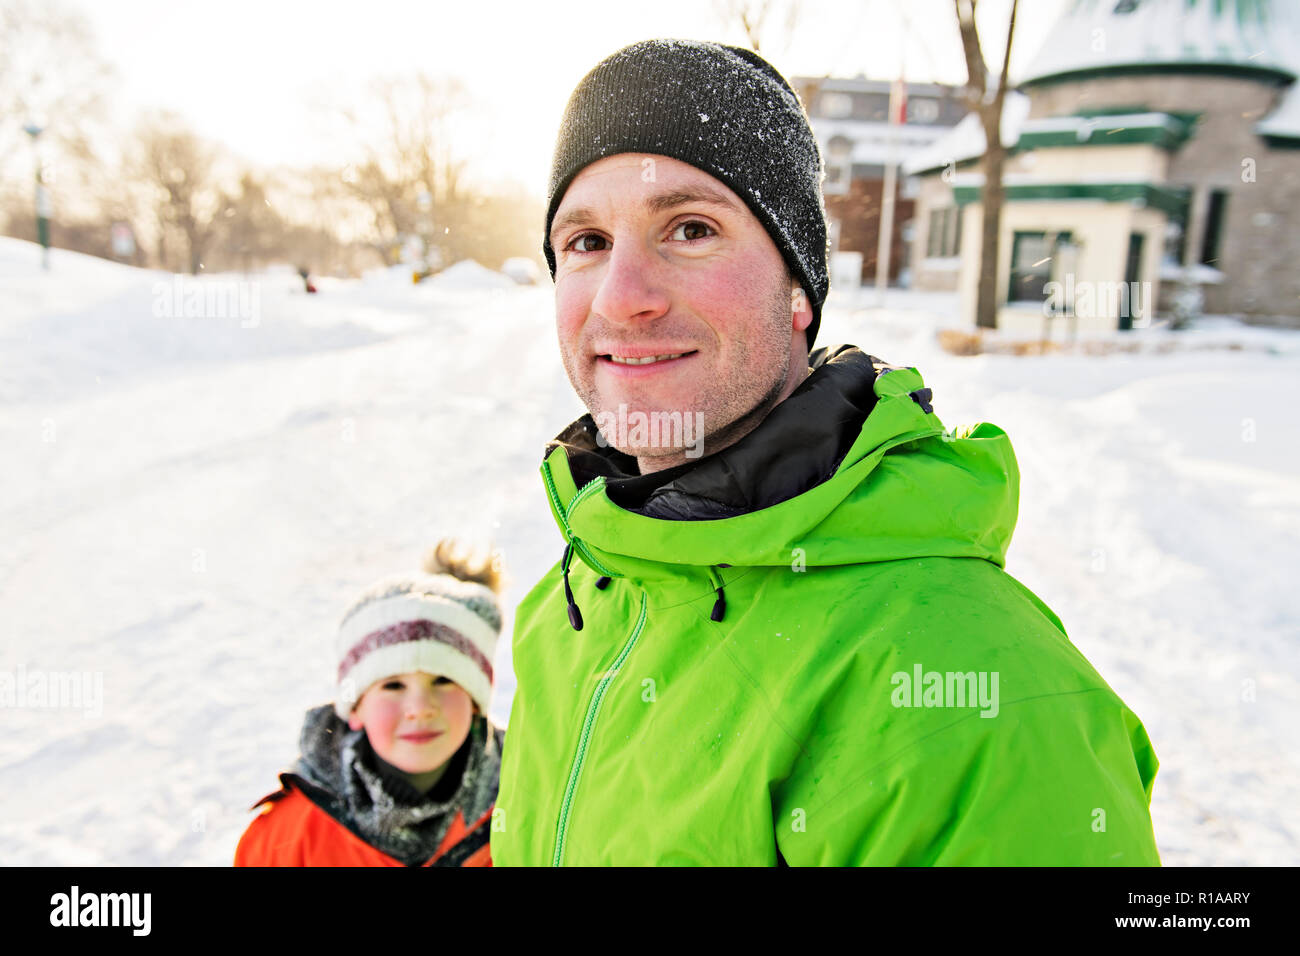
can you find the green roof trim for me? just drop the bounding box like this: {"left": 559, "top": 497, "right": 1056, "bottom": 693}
{"left": 1016, "top": 119, "right": 1194, "bottom": 151}
{"left": 1073, "top": 105, "right": 1150, "bottom": 117}
{"left": 1020, "top": 61, "right": 1294, "bottom": 89}
{"left": 1073, "top": 106, "right": 1205, "bottom": 127}
{"left": 952, "top": 181, "right": 1192, "bottom": 217}
{"left": 1261, "top": 133, "right": 1300, "bottom": 149}
{"left": 909, "top": 109, "right": 1205, "bottom": 177}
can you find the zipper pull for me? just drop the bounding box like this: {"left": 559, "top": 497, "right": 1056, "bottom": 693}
{"left": 595, "top": 576, "right": 611, "bottom": 590}
{"left": 708, "top": 566, "right": 727, "bottom": 623}
{"left": 562, "top": 542, "right": 583, "bottom": 631}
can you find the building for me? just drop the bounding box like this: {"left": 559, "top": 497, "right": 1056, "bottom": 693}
{"left": 905, "top": 0, "right": 1300, "bottom": 332}
{"left": 792, "top": 76, "right": 966, "bottom": 286}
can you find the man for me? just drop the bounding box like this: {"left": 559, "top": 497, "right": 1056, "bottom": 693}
{"left": 492, "top": 39, "right": 1160, "bottom": 866}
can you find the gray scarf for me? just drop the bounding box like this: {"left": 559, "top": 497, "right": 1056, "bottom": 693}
{"left": 289, "top": 704, "right": 500, "bottom": 866}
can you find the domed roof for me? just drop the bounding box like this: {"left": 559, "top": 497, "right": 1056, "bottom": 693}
{"left": 1019, "top": 0, "right": 1300, "bottom": 87}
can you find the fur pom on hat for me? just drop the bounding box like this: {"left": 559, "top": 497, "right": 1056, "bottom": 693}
{"left": 334, "top": 541, "right": 503, "bottom": 719}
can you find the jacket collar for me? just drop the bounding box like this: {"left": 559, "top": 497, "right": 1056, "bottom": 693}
{"left": 539, "top": 343, "right": 1020, "bottom": 588}
{"left": 552, "top": 345, "right": 888, "bottom": 521}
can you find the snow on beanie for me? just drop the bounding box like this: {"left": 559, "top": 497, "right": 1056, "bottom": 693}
{"left": 333, "top": 544, "right": 503, "bottom": 720}
{"left": 543, "top": 38, "right": 830, "bottom": 349}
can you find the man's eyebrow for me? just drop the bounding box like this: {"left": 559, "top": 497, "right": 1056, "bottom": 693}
{"left": 549, "top": 187, "right": 744, "bottom": 246}
{"left": 550, "top": 207, "right": 597, "bottom": 246}
{"left": 643, "top": 187, "right": 743, "bottom": 216}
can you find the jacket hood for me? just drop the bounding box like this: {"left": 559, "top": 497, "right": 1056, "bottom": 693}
{"left": 540, "top": 345, "right": 1019, "bottom": 584}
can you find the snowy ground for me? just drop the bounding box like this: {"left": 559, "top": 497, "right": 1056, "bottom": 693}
{"left": 1, "top": 237, "right": 1296, "bottom": 866}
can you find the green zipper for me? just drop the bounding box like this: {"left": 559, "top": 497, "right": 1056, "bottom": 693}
{"left": 540, "top": 463, "right": 619, "bottom": 577}
{"left": 551, "top": 591, "right": 647, "bottom": 866}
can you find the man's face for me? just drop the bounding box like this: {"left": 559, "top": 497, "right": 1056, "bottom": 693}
{"left": 549, "top": 154, "right": 812, "bottom": 471}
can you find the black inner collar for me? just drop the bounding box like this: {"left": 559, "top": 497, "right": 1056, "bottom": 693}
{"left": 549, "top": 345, "right": 886, "bottom": 521}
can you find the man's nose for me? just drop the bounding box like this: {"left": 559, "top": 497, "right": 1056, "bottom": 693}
{"left": 589, "top": 236, "right": 670, "bottom": 324}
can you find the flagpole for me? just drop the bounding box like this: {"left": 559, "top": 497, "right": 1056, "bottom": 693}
{"left": 875, "top": 73, "right": 904, "bottom": 306}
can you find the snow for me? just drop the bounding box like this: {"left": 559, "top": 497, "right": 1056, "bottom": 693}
{"left": 1020, "top": 112, "right": 1186, "bottom": 134}
{"left": 427, "top": 259, "right": 516, "bottom": 291}
{"left": 1257, "top": 79, "right": 1300, "bottom": 141}
{"left": 1018, "top": 0, "right": 1300, "bottom": 87}
{"left": 3, "top": 239, "right": 1297, "bottom": 866}
{"left": 501, "top": 257, "right": 542, "bottom": 286}
{"left": 1159, "top": 261, "right": 1227, "bottom": 285}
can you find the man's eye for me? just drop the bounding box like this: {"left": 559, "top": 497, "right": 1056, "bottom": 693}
{"left": 567, "top": 233, "right": 608, "bottom": 252}
{"left": 382, "top": 680, "right": 404, "bottom": 690}
{"left": 671, "top": 221, "right": 714, "bottom": 242}
{"left": 434, "top": 676, "right": 453, "bottom": 685}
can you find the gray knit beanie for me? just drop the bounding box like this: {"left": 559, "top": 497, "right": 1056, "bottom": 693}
{"left": 543, "top": 38, "right": 830, "bottom": 349}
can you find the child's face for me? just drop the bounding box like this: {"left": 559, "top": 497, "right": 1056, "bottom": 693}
{"left": 347, "top": 672, "right": 475, "bottom": 777}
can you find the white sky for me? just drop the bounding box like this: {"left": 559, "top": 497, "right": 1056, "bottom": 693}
{"left": 67, "top": 0, "right": 1067, "bottom": 196}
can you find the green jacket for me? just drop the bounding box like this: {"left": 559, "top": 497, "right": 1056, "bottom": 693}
{"left": 493, "top": 346, "right": 1160, "bottom": 866}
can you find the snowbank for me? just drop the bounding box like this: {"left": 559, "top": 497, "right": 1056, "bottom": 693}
{"left": 428, "top": 259, "right": 516, "bottom": 291}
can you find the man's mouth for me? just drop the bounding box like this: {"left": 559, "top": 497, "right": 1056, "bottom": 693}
{"left": 400, "top": 731, "right": 443, "bottom": 742}
{"left": 598, "top": 350, "right": 698, "bottom": 367}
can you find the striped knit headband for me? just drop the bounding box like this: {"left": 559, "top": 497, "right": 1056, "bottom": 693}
{"left": 333, "top": 575, "right": 502, "bottom": 719}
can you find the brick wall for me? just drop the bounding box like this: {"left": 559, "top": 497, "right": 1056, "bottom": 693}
{"left": 825, "top": 177, "right": 913, "bottom": 283}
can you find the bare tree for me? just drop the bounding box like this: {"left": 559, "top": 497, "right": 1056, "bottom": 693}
{"left": 0, "top": 0, "right": 114, "bottom": 215}
{"left": 213, "top": 172, "right": 283, "bottom": 273}
{"left": 954, "top": 0, "right": 1018, "bottom": 329}
{"left": 128, "top": 114, "right": 223, "bottom": 274}
{"left": 325, "top": 73, "right": 471, "bottom": 263}
{"left": 713, "top": 0, "right": 802, "bottom": 55}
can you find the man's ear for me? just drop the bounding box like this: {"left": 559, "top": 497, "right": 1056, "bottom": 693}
{"left": 347, "top": 711, "right": 364, "bottom": 732}
{"left": 791, "top": 282, "right": 813, "bottom": 333}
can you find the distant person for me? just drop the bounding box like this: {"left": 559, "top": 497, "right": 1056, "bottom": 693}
{"left": 298, "top": 265, "right": 317, "bottom": 294}
{"left": 235, "top": 540, "right": 504, "bottom": 867}
{"left": 492, "top": 39, "right": 1161, "bottom": 866}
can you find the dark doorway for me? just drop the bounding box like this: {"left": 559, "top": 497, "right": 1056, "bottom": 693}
{"left": 1200, "top": 189, "right": 1228, "bottom": 267}
{"left": 1122, "top": 232, "right": 1144, "bottom": 331}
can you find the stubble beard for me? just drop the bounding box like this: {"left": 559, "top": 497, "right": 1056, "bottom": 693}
{"left": 564, "top": 279, "right": 795, "bottom": 473}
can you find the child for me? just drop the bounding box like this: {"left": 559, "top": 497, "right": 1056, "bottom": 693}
{"left": 235, "top": 540, "right": 504, "bottom": 867}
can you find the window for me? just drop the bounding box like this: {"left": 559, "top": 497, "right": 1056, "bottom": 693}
{"left": 926, "top": 207, "right": 962, "bottom": 258}
{"left": 820, "top": 92, "right": 853, "bottom": 118}
{"left": 824, "top": 162, "right": 849, "bottom": 195}
{"left": 908, "top": 98, "right": 939, "bottom": 123}
{"left": 927, "top": 209, "right": 946, "bottom": 258}
{"left": 1200, "top": 189, "right": 1228, "bottom": 266}
{"left": 1163, "top": 212, "right": 1187, "bottom": 265}
{"left": 1008, "top": 232, "right": 1053, "bottom": 302}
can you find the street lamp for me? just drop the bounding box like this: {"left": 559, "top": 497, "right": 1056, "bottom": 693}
{"left": 23, "top": 121, "right": 50, "bottom": 270}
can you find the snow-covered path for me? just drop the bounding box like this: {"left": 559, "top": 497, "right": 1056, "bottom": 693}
{"left": 1, "top": 240, "right": 1296, "bottom": 865}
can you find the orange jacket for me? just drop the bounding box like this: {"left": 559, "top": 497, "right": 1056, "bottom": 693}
{"left": 235, "top": 778, "right": 493, "bottom": 867}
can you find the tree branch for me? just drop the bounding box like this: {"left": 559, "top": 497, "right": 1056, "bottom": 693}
{"left": 953, "top": 0, "right": 987, "bottom": 103}
{"left": 993, "top": 0, "right": 1019, "bottom": 113}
